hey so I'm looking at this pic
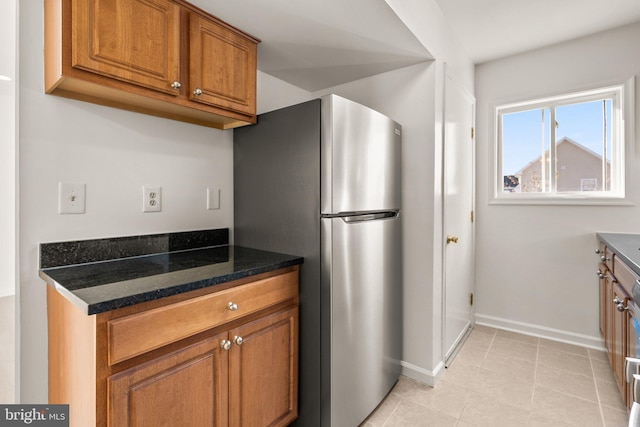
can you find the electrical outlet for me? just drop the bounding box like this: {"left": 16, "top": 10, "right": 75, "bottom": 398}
{"left": 58, "top": 182, "right": 86, "bottom": 214}
{"left": 143, "top": 186, "right": 162, "bottom": 212}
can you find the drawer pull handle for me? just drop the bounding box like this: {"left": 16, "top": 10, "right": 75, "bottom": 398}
{"left": 227, "top": 302, "right": 239, "bottom": 311}
{"left": 220, "top": 340, "right": 231, "bottom": 351}
{"left": 233, "top": 336, "right": 243, "bottom": 346}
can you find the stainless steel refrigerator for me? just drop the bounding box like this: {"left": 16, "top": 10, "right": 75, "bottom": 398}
{"left": 234, "top": 94, "right": 402, "bottom": 427}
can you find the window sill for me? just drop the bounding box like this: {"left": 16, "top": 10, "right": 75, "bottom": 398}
{"left": 489, "top": 195, "right": 633, "bottom": 206}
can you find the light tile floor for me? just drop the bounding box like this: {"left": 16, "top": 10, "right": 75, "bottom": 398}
{"left": 361, "top": 325, "right": 629, "bottom": 427}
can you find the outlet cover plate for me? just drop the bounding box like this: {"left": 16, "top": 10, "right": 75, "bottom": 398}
{"left": 143, "top": 186, "right": 162, "bottom": 212}
{"left": 58, "top": 182, "right": 86, "bottom": 214}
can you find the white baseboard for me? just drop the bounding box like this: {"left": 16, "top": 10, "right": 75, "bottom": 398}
{"left": 475, "top": 313, "right": 605, "bottom": 351}
{"left": 400, "top": 360, "right": 445, "bottom": 387}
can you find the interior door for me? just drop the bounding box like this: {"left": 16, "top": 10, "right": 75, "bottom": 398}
{"left": 443, "top": 73, "right": 475, "bottom": 365}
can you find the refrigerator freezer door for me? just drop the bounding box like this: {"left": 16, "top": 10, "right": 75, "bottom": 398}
{"left": 322, "top": 214, "right": 402, "bottom": 427}
{"left": 321, "top": 94, "right": 402, "bottom": 215}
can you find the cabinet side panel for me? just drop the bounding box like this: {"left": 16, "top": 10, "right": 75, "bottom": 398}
{"left": 47, "top": 286, "right": 97, "bottom": 426}
{"left": 44, "top": 0, "right": 64, "bottom": 91}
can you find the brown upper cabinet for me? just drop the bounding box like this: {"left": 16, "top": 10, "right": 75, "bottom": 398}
{"left": 45, "top": 0, "right": 259, "bottom": 129}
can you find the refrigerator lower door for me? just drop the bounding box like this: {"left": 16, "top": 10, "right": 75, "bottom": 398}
{"left": 321, "top": 214, "right": 402, "bottom": 427}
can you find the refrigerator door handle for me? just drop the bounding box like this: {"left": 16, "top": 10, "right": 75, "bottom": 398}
{"left": 338, "top": 210, "right": 399, "bottom": 223}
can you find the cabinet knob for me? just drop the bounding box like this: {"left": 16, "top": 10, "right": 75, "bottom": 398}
{"left": 193, "top": 88, "right": 203, "bottom": 96}
{"left": 601, "top": 255, "right": 610, "bottom": 262}
{"left": 595, "top": 248, "right": 601, "bottom": 254}
{"left": 220, "top": 340, "right": 231, "bottom": 351}
{"left": 597, "top": 270, "right": 605, "bottom": 279}
{"left": 446, "top": 235, "right": 459, "bottom": 244}
{"left": 233, "top": 335, "right": 243, "bottom": 346}
{"left": 613, "top": 297, "right": 624, "bottom": 305}
{"left": 170, "top": 81, "right": 181, "bottom": 89}
{"left": 227, "top": 302, "right": 238, "bottom": 311}
{"left": 617, "top": 303, "right": 629, "bottom": 312}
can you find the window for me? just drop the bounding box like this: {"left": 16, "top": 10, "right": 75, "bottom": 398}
{"left": 494, "top": 80, "right": 633, "bottom": 204}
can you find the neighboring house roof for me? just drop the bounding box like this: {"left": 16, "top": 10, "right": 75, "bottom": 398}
{"left": 514, "top": 136, "right": 610, "bottom": 175}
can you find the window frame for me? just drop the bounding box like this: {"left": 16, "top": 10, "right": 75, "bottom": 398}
{"left": 491, "top": 78, "right": 635, "bottom": 205}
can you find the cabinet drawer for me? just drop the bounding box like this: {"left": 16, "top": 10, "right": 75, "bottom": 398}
{"left": 614, "top": 256, "right": 640, "bottom": 296}
{"left": 108, "top": 270, "right": 298, "bottom": 364}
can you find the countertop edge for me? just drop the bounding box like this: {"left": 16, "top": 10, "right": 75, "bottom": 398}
{"left": 596, "top": 232, "right": 640, "bottom": 277}
{"left": 40, "top": 247, "right": 303, "bottom": 315}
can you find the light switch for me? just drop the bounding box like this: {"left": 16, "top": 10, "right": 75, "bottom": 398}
{"left": 207, "top": 188, "right": 220, "bottom": 210}
{"left": 58, "top": 182, "right": 86, "bottom": 214}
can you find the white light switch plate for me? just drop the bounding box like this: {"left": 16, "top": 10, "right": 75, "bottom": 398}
{"left": 207, "top": 188, "right": 220, "bottom": 210}
{"left": 58, "top": 182, "right": 86, "bottom": 214}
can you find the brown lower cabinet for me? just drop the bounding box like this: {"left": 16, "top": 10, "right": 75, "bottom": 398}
{"left": 48, "top": 267, "right": 299, "bottom": 427}
{"left": 598, "top": 246, "right": 639, "bottom": 411}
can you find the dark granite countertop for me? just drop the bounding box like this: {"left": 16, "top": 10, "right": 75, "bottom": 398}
{"left": 596, "top": 232, "right": 640, "bottom": 276}
{"left": 39, "top": 229, "right": 303, "bottom": 315}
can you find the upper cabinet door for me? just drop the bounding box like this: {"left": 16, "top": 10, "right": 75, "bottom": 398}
{"left": 189, "top": 13, "right": 257, "bottom": 116}
{"left": 71, "top": 0, "right": 181, "bottom": 95}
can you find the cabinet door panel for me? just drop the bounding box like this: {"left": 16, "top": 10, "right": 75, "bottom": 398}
{"left": 627, "top": 305, "right": 636, "bottom": 410}
{"left": 108, "top": 334, "right": 228, "bottom": 427}
{"left": 72, "top": 0, "right": 181, "bottom": 94}
{"left": 605, "top": 273, "right": 614, "bottom": 357}
{"left": 229, "top": 307, "right": 298, "bottom": 427}
{"left": 189, "top": 14, "right": 256, "bottom": 115}
{"left": 599, "top": 266, "right": 606, "bottom": 338}
{"left": 612, "top": 283, "right": 628, "bottom": 395}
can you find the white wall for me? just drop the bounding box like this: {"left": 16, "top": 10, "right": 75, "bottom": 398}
{"left": 257, "top": 0, "right": 474, "bottom": 385}
{"left": 0, "top": 0, "right": 16, "bottom": 298}
{"left": 386, "top": 0, "right": 473, "bottom": 383}
{"left": 475, "top": 22, "right": 640, "bottom": 346}
{"left": 19, "top": 1, "right": 234, "bottom": 403}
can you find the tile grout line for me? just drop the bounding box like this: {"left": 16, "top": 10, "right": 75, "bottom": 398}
{"left": 453, "top": 329, "right": 498, "bottom": 426}
{"left": 529, "top": 337, "right": 540, "bottom": 424}
{"left": 378, "top": 396, "right": 402, "bottom": 427}
{"left": 589, "top": 350, "right": 608, "bottom": 427}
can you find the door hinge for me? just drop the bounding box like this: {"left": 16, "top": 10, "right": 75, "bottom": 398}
{"left": 471, "top": 127, "right": 475, "bottom": 139}
{"left": 470, "top": 293, "right": 474, "bottom": 306}
{"left": 471, "top": 210, "right": 474, "bottom": 223}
